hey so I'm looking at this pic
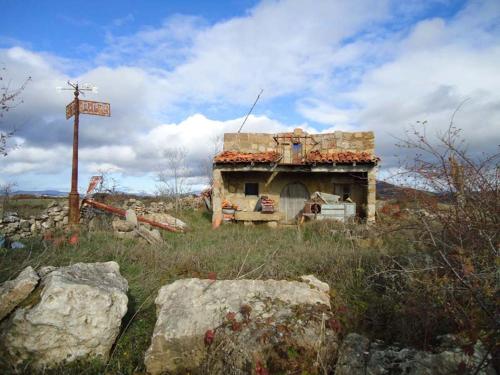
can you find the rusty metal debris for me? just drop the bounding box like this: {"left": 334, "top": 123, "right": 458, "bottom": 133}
{"left": 82, "top": 199, "right": 184, "bottom": 233}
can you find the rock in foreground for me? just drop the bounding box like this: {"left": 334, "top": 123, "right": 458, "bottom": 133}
{"left": 336, "top": 333, "right": 496, "bottom": 375}
{"left": 0, "top": 261, "right": 128, "bottom": 369}
{"left": 145, "top": 275, "right": 338, "bottom": 375}
{"left": 0, "top": 266, "right": 39, "bottom": 321}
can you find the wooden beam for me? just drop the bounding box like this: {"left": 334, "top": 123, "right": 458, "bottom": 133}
{"left": 265, "top": 171, "right": 279, "bottom": 186}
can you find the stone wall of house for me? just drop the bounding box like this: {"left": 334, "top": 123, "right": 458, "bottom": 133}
{"left": 222, "top": 128, "right": 375, "bottom": 155}
{"left": 222, "top": 171, "right": 368, "bottom": 216}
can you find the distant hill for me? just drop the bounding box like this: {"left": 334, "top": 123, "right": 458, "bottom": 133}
{"left": 377, "top": 180, "right": 438, "bottom": 201}
{"left": 376, "top": 180, "right": 404, "bottom": 200}
{"left": 10, "top": 190, "right": 68, "bottom": 197}
{"left": 5, "top": 183, "right": 430, "bottom": 200}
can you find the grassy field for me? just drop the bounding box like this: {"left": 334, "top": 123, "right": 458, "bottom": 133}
{"left": 0, "top": 204, "right": 492, "bottom": 374}
{"left": 1, "top": 196, "right": 66, "bottom": 218}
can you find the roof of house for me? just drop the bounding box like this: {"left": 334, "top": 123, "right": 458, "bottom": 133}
{"left": 213, "top": 151, "right": 282, "bottom": 164}
{"left": 305, "top": 150, "right": 379, "bottom": 164}
{"left": 214, "top": 150, "right": 379, "bottom": 165}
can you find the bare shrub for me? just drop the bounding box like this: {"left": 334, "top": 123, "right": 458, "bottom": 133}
{"left": 370, "top": 113, "right": 499, "bottom": 369}
{"left": 0, "top": 181, "right": 17, "bottom": 217}
{"left": 156, "top": 147, "right": 192, "bottom": 212}
{"left": 0, "top": 67, "right": 31, "bottom": 156}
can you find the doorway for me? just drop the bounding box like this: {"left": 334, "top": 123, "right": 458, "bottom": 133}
{"left": 280, "top": 182, "right": 310, "bottom": 222}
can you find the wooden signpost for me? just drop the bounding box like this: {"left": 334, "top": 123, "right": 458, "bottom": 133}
{"left": 63, "top": 82, "right": 110, "bottom": 225}
{"left": 66, "top": 100, "right": 111, "bottom": 119}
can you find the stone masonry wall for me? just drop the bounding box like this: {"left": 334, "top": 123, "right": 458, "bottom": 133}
{"left": 1, "top": 197, "right": 204, "bottom": 241}
{"left": 0, "top": 201, "right": 69, "bottom": 241}
{"left": 223, "top": 129, "right": 375, "bottom": 155}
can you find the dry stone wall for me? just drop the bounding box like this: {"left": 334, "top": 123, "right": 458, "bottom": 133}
{"left": 0, "top": 201, "right": 70, "bottom": 241}
{"left": 0, "top": 196, "right": 203, "bottom": 241}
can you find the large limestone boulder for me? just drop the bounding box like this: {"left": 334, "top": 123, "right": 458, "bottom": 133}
{"left": 336, "top": 333, "right": 496, "bottom": 375}
{"left": 0, "top": 261, "right": 128, "bottom": 369}
{"left": 145, "top": 275, "right": 338, "bottom": 375}
{"left": 0, "top": 266, "right": 39, "bottom": 321}
{"left": 112, "top": 218, "right": 136, "bottom": 232}
{"left": 144, "top": 212, "right": 188, "bottom": 230}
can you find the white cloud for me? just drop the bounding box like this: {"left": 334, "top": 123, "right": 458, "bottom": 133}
{"left": 294, "top": 0, "right": 500, "bottom": 160}
{"left": 1, "top": 0, "right": 499, "bottom": 192}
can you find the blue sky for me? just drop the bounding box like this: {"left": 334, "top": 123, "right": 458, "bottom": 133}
{"left": 1, "top": 0, "right": 499, "bottom": 193}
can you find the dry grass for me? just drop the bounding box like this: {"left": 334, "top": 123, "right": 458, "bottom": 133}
{"left": 0, "top": 209, "right": 396, "bottom": 374}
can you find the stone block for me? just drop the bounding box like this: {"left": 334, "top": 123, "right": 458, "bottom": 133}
{"left": 144, "top": 276, "right": 336, "bottom": 375}
{"left": 0, "top": 262, "right": 128, "bottom": 368}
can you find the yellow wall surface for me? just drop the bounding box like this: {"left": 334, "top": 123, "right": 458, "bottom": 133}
{"left": 221, "top": 171, "right": 368, "bottom": 216}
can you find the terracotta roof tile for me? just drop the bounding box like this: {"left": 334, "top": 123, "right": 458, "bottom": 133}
{"left": 306, "top": 150, "right": 379, "bottom": 164}
{"left": 214, "top": 151, "right": 281, "bottom": 164}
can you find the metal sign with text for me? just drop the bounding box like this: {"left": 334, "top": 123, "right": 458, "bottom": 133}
{"left": 66, "top": 100, "right": 111, "bottom": 119}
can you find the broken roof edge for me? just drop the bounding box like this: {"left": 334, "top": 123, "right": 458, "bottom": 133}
{"left": 213, "top": 150, "right": 282, "bottom": 164}
{"left": 213, "top": 150, "right": 380, "bottom": 165}
{"left": 305, "top": 150, "right": 380, "bottom": 165}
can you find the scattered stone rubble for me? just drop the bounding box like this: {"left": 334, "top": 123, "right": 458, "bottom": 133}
{"left": 0, "top": 197, "right": 198, "bottom": 242}
{"left": 144, "top": 275, "right": 338, "bottom": 375}
{"left": 109, "top": 199, "right": 190, "bottom": 242}
{"left": 0, "top": 262, "right": 128, "bottom": 369}
{"left": 0, "top": 201, "right": 70, "bottom": 240}
{"left": 336, "top": 333, "right": 496, "bottom": 375}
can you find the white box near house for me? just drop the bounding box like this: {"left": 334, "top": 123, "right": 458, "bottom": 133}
{"left": 313, "top": 202, "right": 356, "bottom": 222}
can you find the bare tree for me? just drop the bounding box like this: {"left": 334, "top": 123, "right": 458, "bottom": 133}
{"left": 156, "top": 147, "right": 191, "bottom": 212}
{"left": 96, "top": 169, "right": 122, "bottom": 195}
{"left": 202, "top": 133, "right": 223, "bottom": 186}
{"left": 0, "top": 67, "right": 31, "bottom": 156}
{"left": 0, "top": 181, "right": 17, "bottom": 217}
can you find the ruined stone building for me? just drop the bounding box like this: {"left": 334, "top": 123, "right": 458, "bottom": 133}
{"left": 212, "top": 128, "right": 379, "bottom": 226}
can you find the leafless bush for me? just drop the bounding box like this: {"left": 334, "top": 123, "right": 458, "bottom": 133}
{"left": 0, "top": 181, "right": 17, "bottom": 216}
{"left": 384, "top": 112, "right": 500, "bottom": 369}
{"left": 156, "top": 147, "right": 192, "bottom": 212}
{"left": 202, "top": 133, "right": 223, "bottom": 186}
{"left": 0, "top": 67, "right": 31, "bottom": 156}
{"left": 96, "top": 169, "right": 123, "bottom": 195}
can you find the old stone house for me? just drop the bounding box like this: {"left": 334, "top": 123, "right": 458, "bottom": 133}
{"left": 212, "top": 128, "right": 379, "bottom": 226}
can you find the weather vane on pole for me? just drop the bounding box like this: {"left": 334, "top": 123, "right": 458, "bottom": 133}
{"left": 57, "top": 81, "right": 111, "bottom": 226}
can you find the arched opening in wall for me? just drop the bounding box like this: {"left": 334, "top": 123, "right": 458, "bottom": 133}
{"left": 280, "top": 182, "right": 310, "bottom": 223}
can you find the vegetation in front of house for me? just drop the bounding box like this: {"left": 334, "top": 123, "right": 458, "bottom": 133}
{"left": 0, "top": 210, "right": 406, "bottom": 374}
{"left": 0, "top": 124, "right": 498, "bottom": 374}
{"left": 0, "top": 204, "right": 495, "bottom": 374}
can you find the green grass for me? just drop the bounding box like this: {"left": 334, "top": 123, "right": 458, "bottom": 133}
{"left": 1, "top": 197, "right": 66, "bottom": 218}
{"left": 0, "top": 208, "right": 418, "bottom": 374}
